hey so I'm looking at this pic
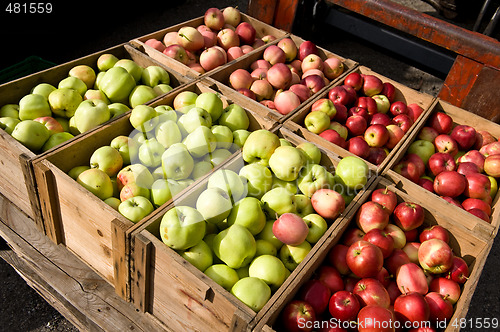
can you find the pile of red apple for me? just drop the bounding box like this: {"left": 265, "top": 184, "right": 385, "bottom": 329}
{"left": 393, "top": 110, "right": 499, "bottom": 223}
{"left": 280, "top": 188, "right": 470, "bottom": 332}
{"left": 227, "top": 38, "right": 345, "bottom": 115}
{"left": 301, "top": 71, "right": 425, "bottom": 166}
{"left": 144, "top": 7, "right": 281, "bottom": 74}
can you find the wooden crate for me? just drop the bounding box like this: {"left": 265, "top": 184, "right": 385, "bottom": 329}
{"left": 129, "top": 126, "right": 377, "bottom": 332}
{"left": 208, "top": 34, "right": 358, "bottom": 124}
{"left": 31, "top": 79, "right": 278, "bottom": 301}
{"left": 384, "top": 99, "right": 500, "bottom": 237}
{"left": 0, "top": 43, "right": 190, "bottom": 227}
{"left": 129, "top": 11, "right": 289, "bottom": 78}
{"left": 257, "top": 176, "right": 493, "bottom": 331}
{"left": 283, "top": 65, "right": 436, "bottom": 174}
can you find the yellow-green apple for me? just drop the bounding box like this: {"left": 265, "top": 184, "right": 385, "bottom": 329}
{"left": 153, "top": 84, "right": 173, "bottom": 96}
{"left": 77, "top": 168, "right": 114, "bottom": 200}
{"left": 173, "top": 91, "right": 198, "bottom": 113}
{"left": 269, "top": 146, "right": 306, "bottom": 181}
{"left": 429, "top": 111, "right": 453, "bottom": 134}
{"left": 11, "top": 120, "right": 50, "bottom": 151}
{"left": 155, "top": 105, "right": 176, "bottom": 121}
{"left": 297, "top": 164, "right": 332, "bottom": 198}
{"left": 355, "top": 201, "right": 389, "bottom": 233}
{"left": 138, "top": 138, "right": 165, "bottom": 167}
{"left": 484, "top": 154, "right": 500, "bottom": 177}
{"left": 393, "top": 202, "right": 424, "bottom": 231}
{"left": 311, "top": 98, "right": 337, "bottom": 119}
{"left": 160, "top": 205, "right": 206, "bottom": 250}
{"left": 129, "top": 85, "right": 158, "bottom": 108}
{"left": 227, "top": 196, "right": 266, "bottom": 235}
{"left": 31, "top": 83, "right": 56, "bottom": 99}
{"left": 97, "top": 53, "right": 119, "bottom": 71}
{"left": 213, "top": 224, "right": 256, "bottom": 269}
{"left": 277, "top": 37, "right": 297, "bottom": 62}
{"left": 114, "top": 59, "right": 143, "bottom": 83}
{"left": 104, "top": 197, "right": 121, "bottom": 210}
{"left": 296, "top": 142, "right": 322, "bottom": 165}
{"left": 58, "top": 76, "right": 87, "bottom": 96}
{"left": 261, "top": 187, "right": 296, "bottom": 217}
{"left": 184, "top": 125, "right": 217, "bottom": 158}
{"left": 311, "top": 188, "right": 345, "bottom": 220}
{"left": 219, "top": 103, "right": 250, "bottom": 131}
{"left": 207, "top": 169, "right": 247, "bottom": 203}
{"left": 293, "top": 194, "right": 314, "bottom": 217}
{"left": 257, "top": 220, "right": 284, "bottom": 250}
{"left": 180, "top": 240, "right": 213, "bottom": 272}
{"left": 304, "top": 110, "right": 330, "bottom": 134}
{"left": 154, "top": 120, "right": 182, "bottom": 149}
{"left": 223, "top": 6, "right": 241, "bottom": 26}
{"left": 161, "top": 143, "right": 194, "bottom": 180}
{"left": 0, "top": 104, "right": 19, "bottom": 119}
{"left": 90, "top": 145, "right": 124, "bottom": 177}
{"left": 110, "top": 135, "right": 138, "bottom": 165}
{"left": 119, "top": 181, "right": 150, "bottom": 201}
{"left": 99, "top": 66, "right": 136, "bottom": 104}
{"left": 235, "top": 21, "right": 256, "bottom": 45}
{"left": 73, "top": 99, "right": 110, "bottom": 133}
{"left": 69, "top": 65, "right": 96, "bottom": 89}
{"left": 41, "top": 132, "right": 74, "bottom": 151}
{"left": 303, "top": 213, "right": 327, "bottom": 243}
{"left": 196, "top": 187, "right": 233, "bottom": 225}
{"left": 433, "top": 170, "right": 466, "bottom": 197}
{"left": 418, "top": 238, "right": 453, "bottom": 274}
{"left": 384, "top": 224, "right": 407, "bottom": 249}
{"left": 108, "top": 102, "right": 130, "bottom": 119}
{"left": 204, "top": 148, "right": 233, "bottom": 167}
{"left": 279, "top": 241, "right": 311, "bottom": 271}
{"left": 231, "top": 277, "right": 271, "bottom": 312}
{"left": 47, "top": 88, "right": 83, "bottom": 118}
{"left": 84, "top": 89, "right": 110, "bottom": 104}
{"left": 255, "top": 239, "right": 278, "bottom": 257}
{"left": 239, "top": 163, "right": 273, "bottom": 199}
{"left": 33, "top": 116, "right": 64, "bottom": 135}
{"left": 177, "top": 107, "right": 212, "bottom": 136}
{"left": 129, "top": 104, "right": 158, "bottom": 132}
{"left": 407, "top": 139, "right": 435, "bottom": 164}
{"left": 272, "top": 213, "right": 309, "bottom": 246}
{"left": 0, "top": 117, "right": 20, "bottom": 135}
{"left": 249, "top": 254, "right": 287, "bottom": 291}
{"left": 372, "top": 94, "right": 390, "bottom": 113}
{"left": 334, "top": 156, "right": 369, "bottom": 191}
{"left": 150, "top": 179, "right": 172, "bottom": 207}
{"left": 18, "top": 94, "right": 52, "bottom": 120}
{"left": 242, "top": 129, "right": 280, "bottom": 166}
{"left": 271, "top": 174, "right": 298, "bottom": 194}
{"left": 68, "top": 166, "right": 90, "bottom": 180}
{"left": 195, "top": 92, "right": 223, "bottom": 122}
{"left": 205, "top": 264, "right": 239, "bottom": 291}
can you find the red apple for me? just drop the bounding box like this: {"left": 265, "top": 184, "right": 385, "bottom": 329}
{"left": 393, "top": 202, "right": 425, "bottom": 231}
{"left": 393, "top": 114, "right": 413, "bottom": 133}
{"left": 329, "top": 290, "right": 360, "bottom": 322}
{"left": 163, "top": 44, "right": 189, "bottom": 65}
{"left": 289, "top": 84, "right": 311, "bottom": 103}
{"left": 456, "top": 161, "right": 480, "bottom": 176}
{"left": 451, "top": 124, "right": 477, "bottom": 150}
{"left": 441, "top": 196, "right": 464, "bottom": 209}
{"left": 299, "top": 279, "right": 331, "bottom": 315}
{"left": 267, "top": 63, "right": 293, "bottom": 90}
{"left": 346, "top": 240, "right": 384, "bottom": 278}
{"left": 425, "top": 292, "right": 454, "bottom": 323}
{"left": 311, "top": 188, "right": 346, "bottom": 220}
{"left": 396, "top": 262, "right": 429, "bottom": 295}
{"left": 356, "top": 96, "right": 378, "bottom": 115}
{"left": 458, "top": 150, "right": 485, "bottom": 172}
{"left": 389, "top": 101, "right": 407, "bottom": 116}
{"left": 344, "top": 72, "right": 363, "bottom": 91}
{"left": 464, "top": 172, "right": 491, "bottom": 199}
{"left": 364, "top": 124, "right": 390, "bottom": 148}
{"left": 468, "top": 208, "right": 490, "bottom": 222}
{"left": 367, "top": 147, "right": 388, "bottom": 165}
{"left": 407, "top": 103, "right": 425, "bottom": 122}
{"left": 348, "top": 106, "right": 370, "bottom": 123}
{"left": 434, "top": 134, "right": 459, "bottom": 156}
{"left": 462, "top": 197, "right": 491, "bottom": 216}
{"left": 480, "top": 141, "right": 500, "bottom": 157}
{"left": 342, "top": 228, "right": 366, "bottom": 246}
{"left": 474, "top": 130, "right": 497, "bottom": 149}
{"left": 237, "top": 88, "right": 256, "bottom": 100}
{"left": 251, "top": 59, "right": 272, "bottom": 70}
{"left": 343, "top": 85, "right": 358, "bottom": 105}
{"left": 353, "top": 278, "right": 391, "bottom": 308}
{"left": 362, "top": 75, "right": 384, "bottom": 97}
{"left": 318, "top": 265, "right": 344, "bottom": 293}
{"left": 298, "top": 40, "right": 319, "bottom": 61}
{"left": 263, "top": 45, "right": 286, "bottom": 65}
{"left": 320, "top": 129, "right": 347, "bottom": 148}
{"left": 393, "top": 160, "right": 420, "bottom": 183}
{"left": 302, "top": 75, "right": 326, "bottom": 95}
{"left": 204, "top": 7, "right": 225, "bottom": 30}
{"left": 402, "top": 242, "right": 420, "bottom": 264}
{"left": 229, "top": 68, "right": 253, "bottom": 90}
{"left": 385, "top": 249, "right": 411, "bottom": 275}
{"left": 418, "top": 126, "right": 439, "bottom": 142}
{"left": 433, "top": 171, "right": 466, "bottom": 198}
{"left": 429, "top": 277, "right": 461, "bottom": 304}
{"left": 371, "top": 113, "right": 392, "bottom": 126}
{"left": 419, "top": 225, "right": 449, "bottom": 243}
{"left": 418, "top": 238, "right": 454, "bottom": 274}
{"left": 235, "top": 22, "right": 256, "bottom": 45}
{"left": 328, "top": 86, "right": 353, "bottom": 106}
{"left": 403, "top": 153, "right": 426, "bottom": 177}
{"left": 217, "top": 28, "right": 240, "bottom": 50}
{"left": 356, "top": 201, "right": 390, "bottom": 233}
{"left": 384, "top": 224, "right": 407, "bottom": 249}
{"left": 357, "top": 305, "right": 396, "bottom": 332}
{"left": 394, "top": 292, "right": 430, "bottom": 324}
{"left": 446, "top": 256, "right": 469, "bottom": 284}
{"left": 328, "top": 244, "right": 351, "bottom": 275}
{"left": 272, "top": 213, "right": 309, "bottom": 246}
{"left": 428, "top": 152, "right": 457, "bottom": 176}
{"left": 385, "top": 124, "right": 405, "bottom": 149}
{"left": 371, "top": 188, "right": 398, "bottom": 214}
{"left": 418, "top": 178, "right": 433, "bottom": 193}
{"left": 274, "top": 90, "right": 301, "bottom": 115}
{"left": 376, "top": 267, "right": 391, "bottom": 288}
{"left": 281, "top": 300, "right": 317, "bottom": 332}
{"left": 332, "top": 103, "right": 348, "bottom": 123}
{"left": 386, "top": 281, "right": 402, "bottom": 304}
{"left": 144, "top": 38, "right": 166, "bottom": 52}
{"left": 405, "top": 228, "right": 419, "bottom": 242}
{"left": 227, "top": 46, "right": 245, "bottom": 61}
{"left": 345, "top": 115, "right": 367, "bottom": 137}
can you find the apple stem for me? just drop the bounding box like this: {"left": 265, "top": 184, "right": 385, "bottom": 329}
{"left": 179, "top": 33, "right": 192, "bottom": 42}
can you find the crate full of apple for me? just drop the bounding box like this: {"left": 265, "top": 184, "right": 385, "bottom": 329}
{"left": 130, "top": 7, "right": 289, "bottom": 78}
{"left": 257, "top": 177, "right": 492, "bottom": 331}
{"left": 385, "top": 99, "right": 500, "bottom": 233}
{"left": 283, "top": 66, "right": 435, "bottom": 172}
{"left": 128, "top": 127, "right": 375, "bottom": 331}
{"left": 209, "top": 34, "right": 358, "bottom": 123}
{"left": 31, "top": 79, "right": 276, "bottom": 299}
{"left": 0, "top": 43, "right": 190, "bottom": 223}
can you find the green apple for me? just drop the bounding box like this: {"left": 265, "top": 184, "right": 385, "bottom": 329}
{"left": 489, "top": 176, "right": 498, "bottom": 199}
{"left": 329, "top": 121, "right": 349, "bottom": 140}
{"left": 303, "top": 213, "right": 328, "bottom": 243}
{"left": 232, "top": 129, "right": 251, "bottom": 148}
{"left": 153, "top": 84, "right": 173, "bottom": 96}
{"left": 196, "top": 187, "right": 233, "bottom": 225}
{"left": 129, "top": 85, "right": 158, "bottom": 108}
{"left": 201, "top": 149, "right": 230, "bottom": 168}
{"left": 239, "top": 163, "right": 273, "bottom": 199}
{"left": 41, "top": 132, "right": 74, "bottom": 152}
{"left": 334, "top": 156, "right": 369, "bottom": 191}
{"left": 180, "top": 240, "right": 213, "bottom": 272}
{"left": 271, "top": 175, "right": 298, "bottom": 194}
{"left": 279, "top": 241, "right": 312, "bottom": 271}
{"left": 261, "top": 187, "right": 296, "bottom": 217}
{"left": 118, "top": 196, "right": 154, "bottom": 222}
{"left": 104, "top": 197, "right": 121, "bottom": 210}
{"left": 0, "top": 104, "right": 19, "bottom": 118}
{"left": 231, "top": 277, "right": 271, "bottom": 312}
{"left": 249, "top": 254, "right": 287, "bottom": 291}
{"left": 192, "top": 160, "right": 214, "bottom": 180}
{"left": 11, "top": 120, "right": 50, "bottom": 151}
{"left": 218, "top": 104, "right": 250, "bottom": 131}
{"left": 84, "top": 89, "right": 110, "bottom": 104}
{"left": 54, "top": 117, "right": 70, "bottom": 132}
{"left": 18, "top": 94, "right": 52, "bottom": 120}
{"left": 155, "top": 120, "right": 182, "bottom": 148}
{"left": 213, "top": 224, "right": 256, "bottom": 269}
{"left": 150, "top": 179, "right": 172, "bottom": 207}
{"left": 304, "top": 110, "right": 330, "bottom": 134}
{"left": 151, "top": 166, "right": 165, "bottom": 180}
{"left": 211, "top": 125, "right": 233, "bottom": 149}
{"left": 73, "top": 99, "right": 110, "bottom": 133}
{"left": 255, "top": 239, "right": 278, "bottom": 257}
{"left": 90, "top": 145, "right": 124, "bottom": 177}
{"left": 68, "top": 165, "right": 90, "bottom": 180}
{"left": 184, "top": 126, "right": 218, "bottom": 158}
{"left": 269, "top": 146, "right": 306, "bottom": 181}
{"left": 177, "top": 107, "right": 212, "bottom": 136}
{"left": 69, "top": 64, "right": 96, "bottom": 89}
{"left": 256, "top": 220, "right": 283, "bottom": 250}
{"left": 160, "top": 205, "right": 206, "bottom": 250}
{"left": 48, "top": 88, "right": 83, "bottom": 118}
{"left": 195, "top": 92, "right": 223, "bottom": 122}
{"left": 129, "top": 104, "right": 158, "bottom": 132}
{"left": 141, "top": 65, "right": 170, "bottom": 87}
{"left": 236, "top": 266, "right": 249, "bottom": 279}
{"left": 161, "top": 143, "right": 194, "bottom": 180}
{"left": 294, "top": 194, "right": 314, "bottom": 217}
{"left": 110, "top": 135, "right": 139, "bottom": 165}
{"left": 76, "top": 168, "right": 114, "bottom": 200}
{"left": 408, "top": 139, "right": 435, "bottom": 165}
{"left": 296, "top": 142, "right": 322, "bottom": 165}
{"left": 138, "top": 139, "right": 165, "bottom": 167}
{"left": 31, "top": 83, "right": 56, "bottom": 99}
{"left": 227, "top": 197, "right": 266, "bottom": 235}
{"left": 207, "top": 169, "right": 247, "bottom": 204}
{"left": 297, "top": 163, "right": 332, "bottom": 197}
{"left": 173, "top": 90, "right": 198, "bottom": 113}
{"left": 242, "top": 129, "right": 281, "bottom": 166}
{"left": 114, "top": 58, "right": 143, "bottom": 83}
{"left": 94, "top": 71, "right": 106, "bottom": 89}
{"left": 58, "top": 76, "right": 87, "bottom": 96}
{"left": 108, "top": 103, "right": 130, "bottom": 119}
{"left": 204, "top": 264, "right": 239, "bottom": 291}
{"left": 155, "top": 105, "right": 177, "bottom": 122}
{"left": 0, "top": 117, "right": 20, "bottom": 135}
{"left": 116, "top": 163, "right": 155, "bottom": 190}
{"left": 99, "top": 66, "right": 136, "bottom": 104}
{"left": 279, "top": 138, "right": 292, "bottom": 147}
{"left": 97, "top": 53, "right": 119, "bottom": 71}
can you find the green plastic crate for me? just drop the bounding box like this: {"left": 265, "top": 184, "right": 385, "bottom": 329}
{"left": 0, "top": 56, "right": 56, "bottom": 84}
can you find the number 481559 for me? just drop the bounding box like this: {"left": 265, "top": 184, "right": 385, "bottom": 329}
{"left": 5, "top": 3, "right": 53, "bottom": 14}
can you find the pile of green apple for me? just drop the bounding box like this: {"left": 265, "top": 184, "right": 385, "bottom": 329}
{"left": 157, "top": 129, "right": 370, "bottom": 312}
{"left": 0, "top": 53, "right": 173, "bottom": 153}
{"left": 68, "top": 90, "right": 253, "bottom": 223}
